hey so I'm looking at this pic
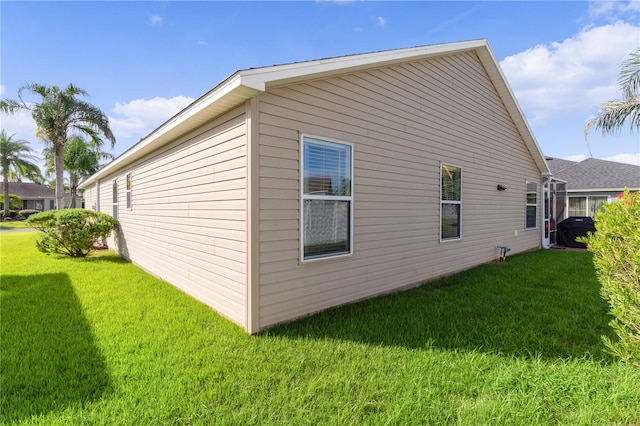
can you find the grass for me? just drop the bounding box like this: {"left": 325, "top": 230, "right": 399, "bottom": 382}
{"left": 0, "top": 221, "right": 30, "bottom": 229}
{"left": 1, "top": 232, "right": 639, "bottom": 425}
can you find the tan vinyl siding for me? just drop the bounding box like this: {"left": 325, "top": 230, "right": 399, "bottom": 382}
{"left": 97, "top": 107, "right": 249, "bottom": 327}
{"left": 256, "top": 51, "right": 542, "bottom": 328}
{"left": 84, "top": 185, "right": 97, "bottom": 211}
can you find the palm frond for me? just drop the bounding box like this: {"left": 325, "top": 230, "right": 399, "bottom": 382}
{"left": 587, "top": 97, "right": 640, "bottom": 135}
{"left": 619, "top": 48, "right": 640, "bottom": 99}
{"left": 0, "top": 99, "right": 27, "bottom": 113}
{"left": 585, "top": 48, "right": 640, "bottom": 148}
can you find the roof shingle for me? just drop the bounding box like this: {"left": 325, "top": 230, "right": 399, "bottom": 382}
{"left": 0, "top": 182, "right": 55, "bottom": 199}
{"left": 546, "top": 157, "right": 640, "bottom": 190}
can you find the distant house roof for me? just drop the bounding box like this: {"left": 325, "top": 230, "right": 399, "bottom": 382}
{"left": 0, "top": 182, "right": 55, "bottom": 199}
{"left": 546, "top": 157, "right": 640, "bottom": 191}
{"left": 81, "top": 39, "right": 551, "bottom": 188}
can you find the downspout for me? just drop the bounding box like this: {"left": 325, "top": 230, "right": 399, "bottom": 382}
{"left": 541, "top": 176, "right": 550, "bottom": 249}
{"left": 95, "top": 180, "right": 100, "bottom": 212}
{"left": 245, "top": 97, "right": 261, "bottom": 334}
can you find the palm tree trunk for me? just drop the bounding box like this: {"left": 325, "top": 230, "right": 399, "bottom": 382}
{"left": 70, "top": 174, "right": 78, "bottom": 208}
{"left": 55, "top": 143, "right": 65, "bottom": 209}
{"left": 3, "top": 172, "right": 9, "bottom": 218}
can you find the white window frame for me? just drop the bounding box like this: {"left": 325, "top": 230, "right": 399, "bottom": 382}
{"left": 440, "top": 163, "right": 462, "bottom": 242}
{"left": 526, "top": 181, "right": 538, "bottom": 229}
{"left": 568, "top": 195, "right": 610, "bottom": 218}
{"left": 112, "top": 178, "right": 118, "bottom": 220}
{"left": 300, "top": 134, "right": 354, "bottom": 262}
{"left": 126, "top": 173, "right": 132, "bottom": 210}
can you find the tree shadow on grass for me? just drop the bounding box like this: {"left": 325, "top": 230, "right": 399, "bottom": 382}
{"left": 0, "top": 274, "right": 111, "bottom": 423}
{"left": 268, "top": 251, "right": 616, "bottom": 363}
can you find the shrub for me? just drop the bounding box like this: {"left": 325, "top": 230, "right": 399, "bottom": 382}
{"left": 18, "top": 209, "right": 41, "bottom": 219}
{"left": 579, "top": 189, "right": 640, "bottom": 369}
{"left": 26, "top": 209, "right": 118, "bottom": 258}
{"left": 1, "top": 210, "right": 20, "bottom": 220}
{"left": 0, "top": 194, "right": 22, "bottom": 211}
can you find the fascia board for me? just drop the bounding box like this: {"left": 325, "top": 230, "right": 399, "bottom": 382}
{"left": 82, "top": 39, "right": 549, "bottom": 188}
{"left": 567, "top": 187, "right": 639, "bottom": 193}
{"left": 81, "top": 75, "right": 261, "bottom": 188}
{"left": 239, "top": 39, "right": 488, "bottom": 89}
{"left": 476, "top": 44, "right": 552, "bottom": 177}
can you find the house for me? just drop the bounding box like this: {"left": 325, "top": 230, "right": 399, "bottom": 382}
{"left": 0, "top": 182, "right": 56, "bottom": 211}
{"left": 546, "top": 156, "right": 640, "bottom": 219}
{"left": 79, "top": 40, "right": 551, "bottom": 333}
{"left": 0, "top": 182, "right": 83, "bottom": 211}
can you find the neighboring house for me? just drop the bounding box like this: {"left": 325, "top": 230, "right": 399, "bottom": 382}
{"left": 0, "top": 182, "right": 56, "bottom": 211}
{"left": 546, "top": 156, "right": 640, "bottom": 219}
{"left": 80, "top": 40, "right": 551, "bottom": 333}
{"left": 0, "top": 182, "right": 83, "bottom": 210}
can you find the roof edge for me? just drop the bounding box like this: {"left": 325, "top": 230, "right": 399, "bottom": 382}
{"left": 474, "top": 41, "right": 551, "bottom": 177}
{"left": 81, "top": 74, "right": 261, "bottom": 188}
{"left": 81, "top": 39, "right": 552, "bottom": 187}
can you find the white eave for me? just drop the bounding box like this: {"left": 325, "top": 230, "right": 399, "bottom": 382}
{"left": 566, "top": 187, "right": 640, "bottom": 193}
{"left": 80, "top": 39, "right": 550, "bottom": 188}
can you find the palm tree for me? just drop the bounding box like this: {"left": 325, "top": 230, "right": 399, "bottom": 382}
{"left": 0, "top": 83, "right": 115, "bottom": 209}
{"left": 585, "top": 48, "right": 640, "bottom": 154}
{"left": 43, "top": 135, "right": 113, "bottom": 207}
{"left": 0, "top": 130, "right": 42, "bottom": 217}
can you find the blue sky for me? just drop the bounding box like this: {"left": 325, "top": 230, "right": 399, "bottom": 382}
{"left": 2, "top": 1, "right": 639, "bottom": 168}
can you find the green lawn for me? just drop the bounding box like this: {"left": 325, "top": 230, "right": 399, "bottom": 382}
{"left": 1, "top": 232, "right": 639, "bottom": 425}
{"left": 0, "top": 221, "right": 31, "bottom": 229}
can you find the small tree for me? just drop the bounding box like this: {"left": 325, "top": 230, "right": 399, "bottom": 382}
{"left": 1, "top": 130, "right": 42, "bottom": 217}
{"left": 580, "top": 189, "right": 640, "bottom": 368}
{"left": 43, "top": 135, "right": 111, "bottom": 207}
{"left": 1, "top": 84, "right": 115, "bottom": 210}
{"left": 0, "top": 194, "right": 22, "bottom": 211}
{"left": 26, "top": 209, "right": 118, "bottom": 257}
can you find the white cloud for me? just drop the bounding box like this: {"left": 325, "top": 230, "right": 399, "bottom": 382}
{"left": 0, "top": 96, "right": 194, "bottom": 157}
{"left": 0, "top": 108, "right": 39, "bottom": 144}
{"left": 0, "top": 84, "right": 5, "bottom": 96}
{"left": 500, "top": 21, "right": 640, "bottom": 124}
{"left": 376, "top": 16, "right": 386, "bottom": 28}
{"left": 605, "top": 153, "right": 640, "bottom": 166}
{"left": 589, "top": 0, "right": 640, "bottom": 20}
{"left": 108, "top": 96, "right": 194, "bottom": 141}
{"left": 563, "top": 154, "right": 588, "bottom": 162}
{"left": 149, "top": 14, "right": 163, "bottom": 25}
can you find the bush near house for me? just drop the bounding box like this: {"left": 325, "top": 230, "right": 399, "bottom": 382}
{"left": 1, "top": 210, "right": 17, "bottom": 220}
{"left": 26, "top": 209, "right": 118, "bottom": 257}
{"left": 18, "top": 209, "right": 41, "bottom": 219}
{"left": 0, "top": 193, "right": 22, "bottom": 211}
{"left": 580, "top": 189, "right": 640, "bottom": 369}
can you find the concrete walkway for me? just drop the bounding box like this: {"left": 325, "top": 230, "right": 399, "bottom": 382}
{"left": 0, "top": 227, "right": 37, "bottom": 232}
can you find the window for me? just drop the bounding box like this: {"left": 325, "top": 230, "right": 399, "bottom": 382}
{"left": 568, "top": 197, "right": 586, "bottom": 217}
{"left": 126, "top": 173, "right": 132, "bottom": 210}
{"left": 526, "top": 181, "right": 537, "bottom": 229}
{"left": 588, "top": 196, "right": 607, "bottom": 217}
{"left": 441, "top": 163, "right": 461, "bottom": 240}
{"left": 301, "top": 136, "right": 353, "bottom": 261}
{"left": 112, "top": 179, "right": 118, "bottom": 220}
{"left": 569, "top": 196, "right": 607, "bottom": 217}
